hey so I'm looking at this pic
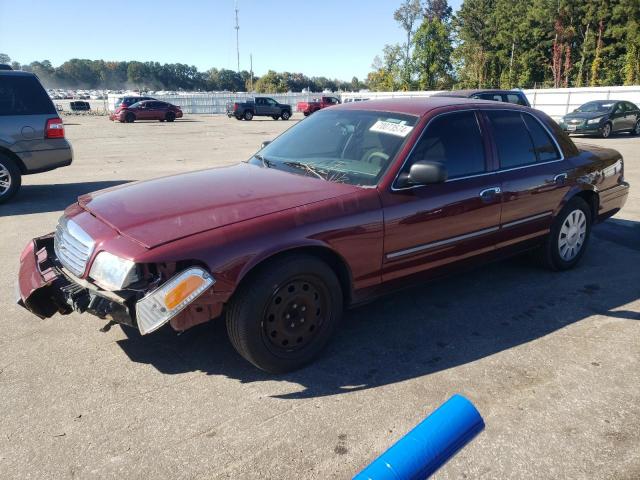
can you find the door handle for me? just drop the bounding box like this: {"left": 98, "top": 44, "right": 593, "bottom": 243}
{"left": 552, "top": 173, "right": 568, "bottom": 184}
{"left": 479, "top": 187, "right": 501, "bottom": 202}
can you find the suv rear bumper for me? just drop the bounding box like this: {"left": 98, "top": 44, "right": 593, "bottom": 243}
{"left": 18, "top": 139, "right": 73, "bottom": 174}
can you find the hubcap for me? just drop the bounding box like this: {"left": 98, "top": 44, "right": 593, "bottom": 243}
{"left": 0, "top": 163, "right": 11, "bottom": 195}
{"left": 635, "top": 121, "right": 640, "bottom": 134}
{"left": 263, "top": 278, "right": 327, "bottom": 352}
{"left": 603, "top": 124, "right": 611, "bottom": 136}
{"left": 558, "top": 209, "right": 587, "bottom": 261}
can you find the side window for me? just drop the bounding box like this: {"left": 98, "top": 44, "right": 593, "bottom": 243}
{"left": 477, "top": 93, "right": 502, "bottom": 102}
{"left": 256, "top": 98, "right": 264, "bottom": 105}
{"left": 0, "top": 76, "right": 56, "bottom": 116}
{"left": 506, "top": 93, "right": 528, "bottom": 106}
{"left": 404, "top": 111, "right": 486, "bottom": 179}
{"left": 485, "top": 110, "right": 537, "bottom": 168}
{"left": 522, "top": 114, "right": 561, "bottom": 162}
{"left": 625, "top": 102, "right": 638, "bottom": 111}
{"left": 614, "top": 103, "right": 625, "bottom": 113}
{"left": 266, "top": 98, "right": 276, "bottom": 105}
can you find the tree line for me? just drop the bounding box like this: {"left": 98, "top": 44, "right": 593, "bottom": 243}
{"left": 0, "top": 54, "right": 364, "bottom": 93}
{"left": 3, "top": 0, "right": 639, "bottom": 93}
{"left": 368, "top": 0, "right": 640, "bottom": 91}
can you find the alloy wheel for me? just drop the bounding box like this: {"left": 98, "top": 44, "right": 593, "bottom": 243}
{"left": 558, "top": 209, "right": 587, "bottom": 261}
{"left": 634, "top": 120, "right": 640, "bottom": 135}
{"left": 0, "top": 162, "right": 11, "bottom": 196}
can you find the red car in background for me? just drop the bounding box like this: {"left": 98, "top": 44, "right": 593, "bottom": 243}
{"left": 297, "top": 96, "right": 341, "bottom": 116}
{"left": 110, "top": 100, "right": 183, "bottom": 123}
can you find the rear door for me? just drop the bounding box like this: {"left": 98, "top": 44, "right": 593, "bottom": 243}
{"left": 610, "top": 102, "right": 627, "bottom": 132}
{"left": 484, "top": 109, "right": 571, "bottom": 249}
{"left": 0, "top": 74, "right": 58, "bottom": 155}
{"left": 255, "top": 98, "right": 267, "bottom": 115}
{"left": 381, "top": 110, "right": 502, "bottom": 282}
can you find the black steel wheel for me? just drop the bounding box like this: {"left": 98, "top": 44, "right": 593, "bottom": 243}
{"left": 226, "top": 254, "right": 343, "bottom": 373}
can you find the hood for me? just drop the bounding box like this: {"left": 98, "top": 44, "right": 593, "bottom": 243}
{"left": 78, "top": 163, "right": 360, "bottom": 248}
{"left": 563, "top": 111, "right": 609, "bottom": 121}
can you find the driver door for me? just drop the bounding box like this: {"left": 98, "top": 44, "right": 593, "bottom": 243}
{"left": 380, "top": 110, "right": 502, "bottom": 282}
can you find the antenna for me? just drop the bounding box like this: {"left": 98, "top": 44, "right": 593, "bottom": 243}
{"left": 235, "top": 0, "right": 240, "bottom": 72}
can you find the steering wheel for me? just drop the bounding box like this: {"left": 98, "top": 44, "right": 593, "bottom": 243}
{"left": 364, "top": 150, "right": 390, "bottom": 164}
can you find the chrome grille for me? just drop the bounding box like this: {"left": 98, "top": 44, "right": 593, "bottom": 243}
{"left": 54, "top": 217, "right": 95, "bottom": 276}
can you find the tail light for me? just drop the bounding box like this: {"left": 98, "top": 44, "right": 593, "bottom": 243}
{"left": 233, "top": 102, "right": 239, "bottom": 111}
{"left": 45, "top": 118, "right": 65, "bottom": 139}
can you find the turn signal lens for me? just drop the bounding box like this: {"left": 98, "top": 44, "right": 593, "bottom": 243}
{"left": 135, "top": 267, "right": 214, "bottom": 335}
{"left": 164, "top": 275, "right": 206, "bottom": 309}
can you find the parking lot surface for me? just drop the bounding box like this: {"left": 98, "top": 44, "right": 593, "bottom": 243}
{"left": 1, "top": 115, "right": 639, "bottom": 479}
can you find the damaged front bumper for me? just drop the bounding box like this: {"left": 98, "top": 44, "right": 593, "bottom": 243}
{"left": 17, "top": 235, "right": 137, "bottom": 327}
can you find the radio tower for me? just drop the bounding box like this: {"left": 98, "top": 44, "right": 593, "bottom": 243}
{"left": 234, "top": 0, "right": 240, "bottom": 72}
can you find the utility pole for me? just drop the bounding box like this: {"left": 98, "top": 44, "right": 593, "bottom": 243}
{"left": 235, "top": 0, "right": 240, "bottom": 72}
{"left": 250, "top": 53, "right": 253, "bottom": 91}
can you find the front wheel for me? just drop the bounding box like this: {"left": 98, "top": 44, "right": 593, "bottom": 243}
{"left": 165, "top": 112, "right": 176, "bottom": 122}
{"left": 537, "top": 197, "right": 591, "bottom": 271}
{"left": 281, "top": 111, "right": 291, "bottom": 120}
{"left": 0, "top": 154, "right": 21, "bottom": 204}
{"left": 226, "top": 254, "right": 343, "bottom": 373}
{"left": 601, "top": 122, "right": 612, "bottom": 138}
{"left": 632, "top": 119, "right": 640, "bottom": 136}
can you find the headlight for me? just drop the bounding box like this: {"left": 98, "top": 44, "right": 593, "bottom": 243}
{"left": 136, "top": 267, "right": 214, "bottom": 335}
{"left": 587, "top": 117, "right": 604, "bottom": 124}
{"left": 89, "top": 251, "right": 139, "bottom": 291}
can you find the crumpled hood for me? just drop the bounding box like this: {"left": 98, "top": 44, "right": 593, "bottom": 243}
{"left": 78, "top": 163, "right": 359, "bottom": 248}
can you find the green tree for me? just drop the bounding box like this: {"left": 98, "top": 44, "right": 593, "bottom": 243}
{"left": 394, "top": 0, "right": 423, "bottom": 89}
{"left": 412, "top": 18, "right": 453, "bottom": 89}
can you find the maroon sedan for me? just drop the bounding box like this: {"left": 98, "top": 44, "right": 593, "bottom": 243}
{"left": 110, "top": 100, "right": 183, "bottom": 123}
{"left": 17, "top": 97, "right": 629, "bottom": 372}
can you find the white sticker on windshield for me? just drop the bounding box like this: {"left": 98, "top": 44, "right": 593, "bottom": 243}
{"left": 370, "top": 120, "right": 413, "bottom": 137}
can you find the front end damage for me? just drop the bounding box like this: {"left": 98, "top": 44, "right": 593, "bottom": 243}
{"left": 17, "top": 235, "right": 223, "bottom": 334}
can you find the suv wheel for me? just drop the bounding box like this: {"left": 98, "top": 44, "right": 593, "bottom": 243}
{"left": 271, "top": 115, "right": 279, "bottom": 120}
{"left": 226, "top": 254, "right": 343, "bottom": 373}
{"left": 537, "top": 197, "right": 592, "bottom": 270}
{"left": 0, "top": 154, "right": 21, "bottom": 204}
{"left": 281, "top": 111, "right": 291, "bottom": 120}
{"left": 243, "top": 110, "right": 253, "bottom": 121}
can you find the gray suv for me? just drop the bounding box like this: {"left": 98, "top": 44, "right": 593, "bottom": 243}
{"left": 0, "top": 67, "right": 73, "bottom": 203}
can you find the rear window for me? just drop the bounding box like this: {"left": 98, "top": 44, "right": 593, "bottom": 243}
{"left": 506, "top": 93, "right": 528, "bottom": 106}
{"left": 0, "top": 75, "right": 56, "bottom": 116}
{"left": 486, "top": 110, "right": 537, "bottom": 168}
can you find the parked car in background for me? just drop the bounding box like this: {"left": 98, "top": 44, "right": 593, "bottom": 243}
{"left": 227, "top": 97, "right": 292, "bottom": 121}
{"left": 110, "top": 100, "right": 183, "bottom": 123}
{"left": 433, "top": 89, "right": 531, "bottom": 107}
{"left": 17, "top": 97, "right": 629, "bottom": 372}
{"left": 297, "top": 96, "right": 341, "bottom": 116}
{"left": 560, "top": 100, "right": 640, "bottom": 138}
{"left": 0, "top": 67, "right": 73, "bottom": 203}
{"left": 70, "top": 101, "right": 90, "bottom": 112}
{"left": 112, "top": 95, "right": 156, "bottom": 111}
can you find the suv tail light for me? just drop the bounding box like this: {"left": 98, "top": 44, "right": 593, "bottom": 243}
{"left": 233, "top": 102, "right": 239, "bottom": 111}
{"left": 45, "top": 118, "right": 65, "bottom": 139}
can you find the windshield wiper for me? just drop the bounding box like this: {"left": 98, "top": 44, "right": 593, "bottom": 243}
{"left": 254, "top": 154, "right": 276, "bottom": 168}
{"left": 283, "top": 161, "right": 326, "bottom": 180}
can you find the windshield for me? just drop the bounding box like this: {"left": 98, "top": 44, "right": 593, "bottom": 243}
{"left": 575, "top": 101, "right": 615, "bottom": 113}
{"left": 251, "top": 109, "right": 418, "bottom": 186}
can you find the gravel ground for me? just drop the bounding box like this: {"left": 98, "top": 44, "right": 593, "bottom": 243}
{"left": 1, "top": 114, "right": 638, "bottom": 479}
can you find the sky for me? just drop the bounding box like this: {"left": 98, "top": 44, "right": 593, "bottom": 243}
{"left": 0, "top": 0, "right": 462, "bottom": 80}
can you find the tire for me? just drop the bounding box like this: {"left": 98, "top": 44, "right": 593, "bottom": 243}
{"left": 165, "top": 112, "right": 176, "bottom": 122}
{"left": 243, "top": 110, "right": 253, "bottom": 121}
{"left": 537, "top": 197, "right": 592, "bottom": 271}
{"left": 125, "top": 112, "right": 135, "bottom": 123}
{"left": 226, "top": 254, "right": 343, "bottom": 373}
{"left": 272, "top": 115, "right": 280, "bottom": 120}
{"left": 235, "top": 115, "right": 242, "bottom": 121}
{"left": 632, "top": 119, "right": 640, "bottom": 136}
{"left": 0, "top": 154, "right": 21, "bottom": 204}
{"left": 303, "top": 112, "right": 310, "bottom": 117}
{"left": 281, "top": 110, "right": 291, "bottom": 121}
{"left": 601, "top": 122, "right": 612, "bottom": 138}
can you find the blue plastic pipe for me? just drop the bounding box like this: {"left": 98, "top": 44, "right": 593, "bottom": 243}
{"left": 354, "top": 394, "right": 484, "bottom": 480}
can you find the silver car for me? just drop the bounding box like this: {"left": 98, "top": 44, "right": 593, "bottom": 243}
{"left": 0, "top": 67, "right": 73, "bottom": 203}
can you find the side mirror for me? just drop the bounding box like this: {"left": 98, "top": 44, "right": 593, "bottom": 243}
{"left": 261, "top": 140, "right": 272, "bottom": 149}
{"left": 398, "top": 160, "right": 447, "bottom": 187}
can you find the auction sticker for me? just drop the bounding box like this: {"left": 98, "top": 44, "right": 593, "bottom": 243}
{"left": 370, "top": 120, "right": 413, "bottom": 137}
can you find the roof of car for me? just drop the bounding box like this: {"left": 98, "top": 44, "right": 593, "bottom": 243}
{"left": 333, "top": 96, "right": 528, "bottom": 117}
{"left": 0, "top": 69, "right": 37, "bottom": 77}
{"left": 432, "top": 89, "right": 525, "bottom": 98}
